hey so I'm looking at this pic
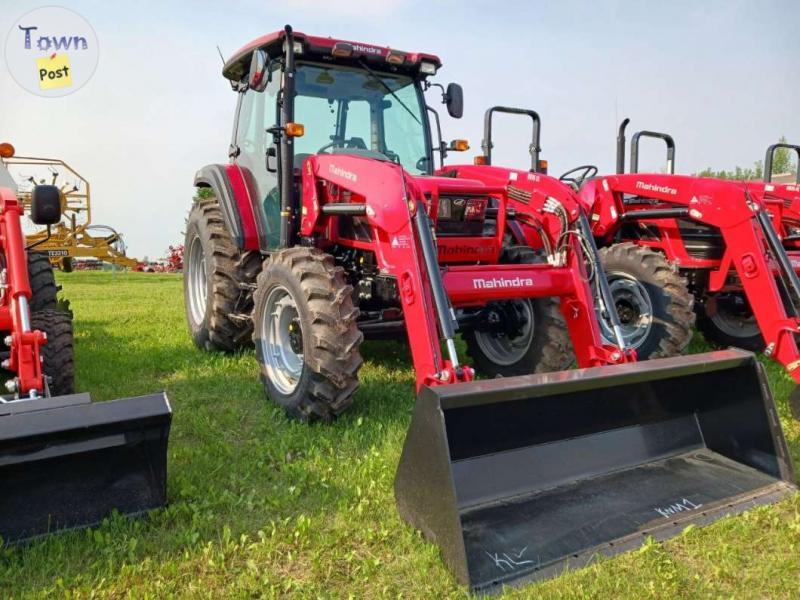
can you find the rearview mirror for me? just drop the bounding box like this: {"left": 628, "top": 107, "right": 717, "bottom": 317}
{"left": 30, "top": 185, "right": 62, "bottom": 225}
{"left": 445, "top": 83, "right": 463, "bottom": 119}
{"left": 248, "top": 49, "right": 270, "bottom": 92}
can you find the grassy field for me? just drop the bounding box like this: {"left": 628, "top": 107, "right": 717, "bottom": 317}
{"left": 1, "top": 271, "right": 799, "bottom": 598}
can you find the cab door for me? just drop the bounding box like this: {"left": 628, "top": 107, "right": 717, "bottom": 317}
{"left": 232, "top": 69, "right": 281, "bottom": 250}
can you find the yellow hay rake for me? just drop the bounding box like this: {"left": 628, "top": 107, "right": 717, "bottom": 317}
{"left": 2, "top": 156, "right": 137, "bottom": 270}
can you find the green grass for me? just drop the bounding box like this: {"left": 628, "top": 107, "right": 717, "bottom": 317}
{"left": 1, "top": 271, "right": 799, "bottom": 598}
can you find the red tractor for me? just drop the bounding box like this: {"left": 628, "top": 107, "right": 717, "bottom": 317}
{"left": 183, "top": 29, "right": 796, "bottom": 591}
{"left": 0, "top": 143, "right": 171, "bottom": 543}
{"left": 473, "top": 111, "right": 800, "bottom": 409}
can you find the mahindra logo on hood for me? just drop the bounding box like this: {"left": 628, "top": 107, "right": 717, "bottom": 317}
{"left": 473, "top": 277, "right": 533, "bottom": 289}
{"left": 636, "top": 181, "right": 678, "bottom": 196}
{"left": 329, "top": 164, "right": 357, "bottom": 182}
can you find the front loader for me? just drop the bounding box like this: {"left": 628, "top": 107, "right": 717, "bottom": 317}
{"left": 183, "top": 28, "right": 796, "bottom": 590}
{"left": 0, "top": 146, "right": 171, "bottom": 543}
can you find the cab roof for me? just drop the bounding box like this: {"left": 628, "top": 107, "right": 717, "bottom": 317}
{"left": 222, "top": 28, "right": 442, "bottom": 83}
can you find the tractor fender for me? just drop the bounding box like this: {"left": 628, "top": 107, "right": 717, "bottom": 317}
{"left": 193, "top": 164, "right": 259, "bottom": 250}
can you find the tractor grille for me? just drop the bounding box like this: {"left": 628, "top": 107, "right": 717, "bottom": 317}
{"left": 677, "top": 219, "right": 725, "bottom": 260}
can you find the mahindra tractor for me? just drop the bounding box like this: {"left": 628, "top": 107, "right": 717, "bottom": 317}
{"left": 182, "top": 28, "right": 796, "bottom": 591}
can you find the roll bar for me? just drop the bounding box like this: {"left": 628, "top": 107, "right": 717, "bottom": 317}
{"left": 481, "top": 106, "right": 542, "bottom": 172}
{"left": 616, "top": 119, "right": 676, "bottom": 174}
{"left": 631, "top": 130, "right": 675, "bottom": 174}
{"left": 765, "top": 143, "right": 800, "bottom": 184}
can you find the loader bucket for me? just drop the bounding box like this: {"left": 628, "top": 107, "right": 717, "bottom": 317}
{"left": 395, "top": 350, "right": 797, "bottom": 592}
{"left": 0, "top": 392, "right": 171, "bottom": 543}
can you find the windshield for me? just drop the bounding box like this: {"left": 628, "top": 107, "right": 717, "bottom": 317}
{"left": 293, "top": 62, "right": 431, "bottom": 175}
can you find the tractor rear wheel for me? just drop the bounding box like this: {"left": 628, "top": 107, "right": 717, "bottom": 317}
{"left": 184, "top": 194, "right": 261, "bottom": 352}
{"left": 31, "top": 309, "right": 74, "bottom": 397}
{"left": 253, "top": 247, "right": 363, "bottom": 421}
{"left": 27, "top": 252, "right": 58, "bottom": 312}
{"left": 464, "top": 246, "right": 574, "bottom": 377}
{"left": 697, "top": 293, "right": 765, "bottom": 352}
{"left": 598, "top": 243, "right": 694, "bottom": 359}
{"left": 60, "top": 257, "right": 74, "bottom": 273}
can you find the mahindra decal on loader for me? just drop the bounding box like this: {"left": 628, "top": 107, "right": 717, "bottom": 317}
{"left": 181, "top": 28, "right": 796, "bottom": 592}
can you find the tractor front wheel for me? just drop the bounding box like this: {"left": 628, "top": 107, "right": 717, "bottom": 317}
{"left": 598, "top": 243, "right": 694, "bottom": 359}
{"left": 183, "top": 194, "right": 261, "bottom": 352}
{"left": 253, "top": 247, "right": 363, "bottom": 421}
{"left": 30, "top": 309, "right": 74, "bottom": 397}
{"left": 27, "top": 252, "right": 58, "bottom": 312}
{"left": 697, "top": 293, "right": 765, "bottom": 352}
{"left": 464, "top": 246, "right": 574, "bottom": 377}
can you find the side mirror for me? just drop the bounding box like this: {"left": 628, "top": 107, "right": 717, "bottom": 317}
{"left": 444, "top": 83, "right": 463, "bottom": 119}
{"left": 30, "top": 185, "right": 62, "bottom": 225}
{"left": 248, "top": 49, "right": 270, "bottom": 92}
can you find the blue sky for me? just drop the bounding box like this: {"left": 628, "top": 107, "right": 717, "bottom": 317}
{"left": 1, "top": 0, "right": 799, "bottom": 257}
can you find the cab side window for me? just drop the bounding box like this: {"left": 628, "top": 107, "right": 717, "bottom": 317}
{"left": 235, "top": 69, "right": 280, "bottom": 249}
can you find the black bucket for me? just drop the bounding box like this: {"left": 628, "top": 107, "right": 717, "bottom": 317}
{"left": 0, "top": 392, "right": 171, "bottom": 543}
{"left": 395, "top": 350, "right": 797, "bottom": 592}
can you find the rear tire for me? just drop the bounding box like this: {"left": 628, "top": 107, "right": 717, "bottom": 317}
{"left": 697, "top": 294, "right": 765, "bottom": 352}
{"left": 183, "top": 194, "right": 261, "bottom": 352}
{"left": 464, "top": 246, "right": 574, "bottom": 377}
{"left": 31, "top": 309, "right": 74, "bottom": 396}
{"left": 60, "top": 257, "right": 74, "bottom": 273}
{"left": 598, "top": 243, "right": 694, "bottom": 359}
{"left": 27, "top": 252, "right": 58, "bottom": 312}
{"left": 253, "top": 247, "right": 363, "bottom": 421}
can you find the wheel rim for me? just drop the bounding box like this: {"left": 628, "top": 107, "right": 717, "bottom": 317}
{"left": 186, "top": 236, "right": 207, "bottom": 325}
{"left": 599, "top": 272, "right": 653, "bottom": 350}
{"left": 473, "top": 300, "right": 535, "bottom": 366}
{"left": 709, "top": 297, "right": 759, "bottom": 338}
{"left": 260, "top": 285, "right": 304, "bottom": 395}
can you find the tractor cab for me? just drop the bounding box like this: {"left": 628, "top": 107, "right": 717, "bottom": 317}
{"left": 222, "top": 27, "right": 464, "bottom": 250}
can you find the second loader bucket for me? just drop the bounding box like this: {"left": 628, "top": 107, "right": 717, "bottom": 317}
{"left": 0, "top": 392, "right": 171, "bottom": 543}
{"left": 395, "top": 350, "right": 797, "bottom": 592}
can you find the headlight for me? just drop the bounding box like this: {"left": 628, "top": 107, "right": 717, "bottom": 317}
{"left": 419, "top": 61, "right": 437, "bottom": 75}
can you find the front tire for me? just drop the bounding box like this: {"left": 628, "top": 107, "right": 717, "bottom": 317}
{"left": 31, "top": 309, "right": 74, "bottom": 396}
{"left": 183, "top": 194, "right": 261, "bottom": 352}
{"left": 697, "top": 293, "right": 765, "bottom": 351}
{"left": 27, "top": 252, "right": 58, "bottom": 312}
{"left": 253, "top": 248, "right": 363, "bottom": 421}
{"left": 464, "top": 246, "right": 574, "bottom": 377}
{"left": 598, "top": 243, "right": 694, "bottom": 359}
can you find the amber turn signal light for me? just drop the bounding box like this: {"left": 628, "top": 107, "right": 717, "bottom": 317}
{"left": 0, "top": 142, "right": 15, "bottom": 159}
{"left": 449, "top": 139, "right": 469, "bottom": 152}
{"left": 285, "top": 123, "right": 305, "bottom": 138}
{"left": 473, "top": 155, "right": 487, "bottom": 166}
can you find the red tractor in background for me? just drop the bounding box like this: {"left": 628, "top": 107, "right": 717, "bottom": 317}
{"left": 475, "top": 110, "right": 800, "bottom": 407}
{"left": 182, "top": 28, "right": 796, "bottom": 591}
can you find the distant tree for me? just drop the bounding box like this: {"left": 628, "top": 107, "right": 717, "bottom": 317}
{"left": 694, "top": 136, "right": 799, "bottom": 181}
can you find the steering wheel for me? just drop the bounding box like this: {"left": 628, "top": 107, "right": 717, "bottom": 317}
{"left": 317, "top": 137, "right": 368, "bottom": 154}
{"left": 559, "top": 165, "right": 598, "bottom": 190}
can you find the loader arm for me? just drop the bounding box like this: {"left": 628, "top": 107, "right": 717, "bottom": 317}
{"left": 300, "top": 155, "right": 633, "bottom": 390}
{"left": 0, "top": 187, "right": 45, "bottom": 397}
